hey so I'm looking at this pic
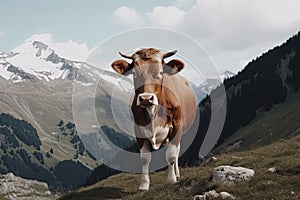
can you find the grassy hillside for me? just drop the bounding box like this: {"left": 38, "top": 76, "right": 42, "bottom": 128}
{"left": 60, "top": 132, "right": 300, "bottom": 200}
{"left": 0, "top": 78, "right": 115, "bottom": 169}
{"left": 215, "top": 90, "right": 300, "bottom": 152}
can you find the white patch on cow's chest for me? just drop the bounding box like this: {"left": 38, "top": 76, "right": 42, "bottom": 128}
{"left": 141, "top": 125, "right": 172, "bottom": 150}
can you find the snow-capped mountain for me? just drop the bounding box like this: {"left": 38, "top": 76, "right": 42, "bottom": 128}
{"left": 220, "top": 70, "right": 235, "bottom": 81}
{"left": 198, "top": 71, "right": 236, "bottom": 94}
{"left": 0, "top": 34, "right": 91, "bottom": 83}
{"left": 0, "top": 34, "right": 233, "bottom": 95}
{"left": 0, "top": 34, "right": 134, "bottom": 92}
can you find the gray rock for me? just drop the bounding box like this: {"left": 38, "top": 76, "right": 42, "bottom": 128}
{"left": 204, "top": 190, "right": 220, "bottom": 198}
{"left": 194, "top": 190, "right": 235, "bottom": 199}
{"left": 0, "top": 173, "right": 54, "bottom": 200}
{"left": 194, "top": 194, "right": 205, "bottom": 200}
{"left": 220, "top": 191, "right": 235, "bottom": 199}
{"left": 267, "top": 167, "right": 276, "bottom": 173}
{"left": 213, "top": 165, "right": 255, "bottom": 185}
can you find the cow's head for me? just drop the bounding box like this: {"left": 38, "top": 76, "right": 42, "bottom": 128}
{"left": 112, "top": 48, "right": 184, "bottom": 110}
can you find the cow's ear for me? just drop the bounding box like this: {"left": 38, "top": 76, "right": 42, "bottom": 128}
{"left": 164, "top": 59, "right": 184, "bottom": 75}
{"left": 111, "top": 60, "right": 132, "bottom": 75}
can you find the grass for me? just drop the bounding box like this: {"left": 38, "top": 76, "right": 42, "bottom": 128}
{"left": 216, "top": 91, "right": 300, "bottom": 152}
{"left": 60, "top": 133, "right": 300, "bottom": 200}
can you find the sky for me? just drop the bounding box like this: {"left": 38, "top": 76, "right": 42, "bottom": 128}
{"left": 1, "top": 0, "right": 300, "bottom": 74}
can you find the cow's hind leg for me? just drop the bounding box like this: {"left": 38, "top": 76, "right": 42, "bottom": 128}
{"left": 175, "top": 143, "right": 180, "bottom": 180}
{"left": 139, "top": 140, "right": 151, "bottom": 190}
{"left": 166, "top": 143, "right": 180, "bottom": 183}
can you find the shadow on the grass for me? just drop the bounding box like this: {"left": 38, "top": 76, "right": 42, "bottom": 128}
{"left": 59, "top": 186, "right": 128, "bottom": 200}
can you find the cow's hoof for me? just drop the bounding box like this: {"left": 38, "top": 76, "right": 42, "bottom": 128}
{"left": 167, "top": 176, "right": 177, "bottom": 184}
{"left": 139, "top": 184, "right": 150, "bottom": 191}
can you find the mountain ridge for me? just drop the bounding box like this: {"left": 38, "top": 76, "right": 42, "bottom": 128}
{"left": 180, "top": 31, "right": 300, "bottom": 165}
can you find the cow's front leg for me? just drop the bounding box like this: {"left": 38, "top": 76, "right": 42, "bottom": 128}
{"left": 175, "top": 143, "right": 180, "bottom": 180}
{"left": 139, "top": 139, "right": 151, "bottom": 190}
{"left": 166, "top": 111, "right": 182, "bottom": 183}
{"left": 166, "top": 143, "right": 180, "bottom": 183}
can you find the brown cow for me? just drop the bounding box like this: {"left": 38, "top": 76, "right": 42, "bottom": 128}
{"left": 111, "top": 48, "right": 196, "bottom": 190}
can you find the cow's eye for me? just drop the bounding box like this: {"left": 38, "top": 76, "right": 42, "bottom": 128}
{"left": 132, "top": 71, "right": 136, "bottom": 78}
{"left": 155, "top": 71, "right": 163, "bottom": 79}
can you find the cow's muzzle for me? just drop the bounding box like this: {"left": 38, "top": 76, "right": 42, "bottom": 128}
{"left": 137, "top": 93, "right": 158, "bottom": 107}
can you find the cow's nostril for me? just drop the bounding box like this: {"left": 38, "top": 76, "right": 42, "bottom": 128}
{"left": 139, "top": 96, "right": 144, "bottom": 102}
{"left": 138, "top": 93, "right": 158, "bottom": 107}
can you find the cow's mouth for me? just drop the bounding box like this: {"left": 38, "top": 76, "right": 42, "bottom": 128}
{"left": 140, "top": 102, "right": 155, "bottom": 108}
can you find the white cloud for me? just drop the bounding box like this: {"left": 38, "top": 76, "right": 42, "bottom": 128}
{"left": 147, "top": 6, "right": 185, "bottom": 27}
{"left": 112, "top": 6, "right": 143, "bottom": 27}
{"left": 180, "top": 0, "right": 300, "bottom": 51}
{"left": 170, "top": 0, "right": 300, "bottom": 73}
{"left": 112, "top": 1, "right": 300, "bottom": 74}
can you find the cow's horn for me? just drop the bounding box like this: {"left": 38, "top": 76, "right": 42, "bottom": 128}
{"left": 163, "top": 50, "right": 177, "bottom": 59}
{"left": 119, "top": 52, "right": 133, "bottom": 59}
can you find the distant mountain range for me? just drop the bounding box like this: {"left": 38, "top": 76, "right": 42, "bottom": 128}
{"left": 199, "top": 70, "right": 235, "bottom": 93}
{"left": 0, "top": 33, "right": 234, "bottom": 92}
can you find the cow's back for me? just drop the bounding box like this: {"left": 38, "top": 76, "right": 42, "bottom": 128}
{"left": 162, "top": 74, "right": 196, "bottom": 133}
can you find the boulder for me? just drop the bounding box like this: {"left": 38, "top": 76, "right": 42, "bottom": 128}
{"left": 267, "top": 167, "right": 276, "bottom": 173}
{"left": 0, "top": 173, "right": 53, "bottom": 200}
{"left": 194, "top": 190, "right": 235, "bottom": 200}
{"left": 213, "top": 165, "right": 255, "bottom": 185}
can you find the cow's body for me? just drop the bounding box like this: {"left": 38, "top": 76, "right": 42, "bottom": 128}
{"left": 111, "top": 48, "right": 196, "bottom": 190}
{"left": 133, "top": 73, "right": 195, "bottom": 148}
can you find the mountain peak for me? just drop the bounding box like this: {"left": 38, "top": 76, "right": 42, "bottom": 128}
{"left": 0, "top": 33, "right": 94, "bottom": 82}
{"left": 25, "top": 33, "right": 53, "bottom": 45}
{"left": 10, "top": 33, "right": 90, "bottom": 63}
{"left": 221, "top": 70, "right": 235, "bottom": 80}
{"left": 15, "top": 33, "right": 90, "bottom": 62}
